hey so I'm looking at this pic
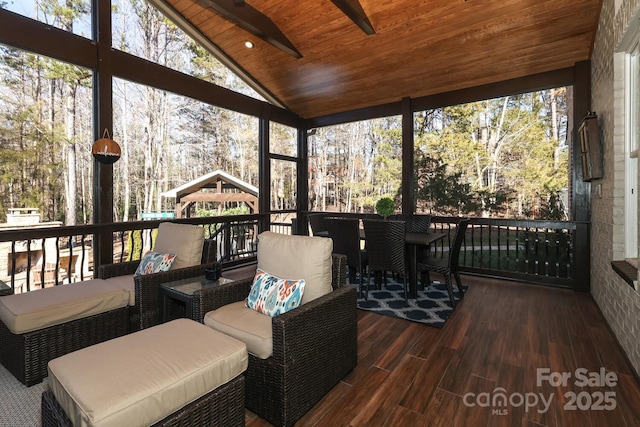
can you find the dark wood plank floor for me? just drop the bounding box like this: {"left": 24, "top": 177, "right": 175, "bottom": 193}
{"left": 246, "top": 275, "right": 640, "bottom": 426}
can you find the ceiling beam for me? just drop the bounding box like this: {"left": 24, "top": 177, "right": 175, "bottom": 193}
{"left": 0, "top": 9, "right": 96, "bottom": 69}
{"left": 200, "top": 0, "right": 302, "bottom": 58}
{"left": 331, "top": 0, "right": 375, "bottom": 35}
{"left": 149, "top": 0, "right": 290, "bottom": 111}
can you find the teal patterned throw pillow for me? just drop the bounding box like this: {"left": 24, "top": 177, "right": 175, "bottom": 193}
{"left": 246, "top": 268, "right": 306, "bottom": 317}
{"left": 134, "top": 251, "right": 176, "bottom": 276}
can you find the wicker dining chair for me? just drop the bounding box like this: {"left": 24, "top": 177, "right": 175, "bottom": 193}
{"left": 392, "top": 214, "right": 432, "bottom": 267}
{"left": 393, "top": 214, "right": 432, "bottom": 233}
{"left": 308, "top": 213, "right": 328, "bottom": 236}
{"left": 362, "top": 219, "right": 408, "bottom": 305}
{"left": 416, "top": 219, "right": 469, "bottom": 307}
{"left": 325, "top": 217, "right": 368, "bottom": 293}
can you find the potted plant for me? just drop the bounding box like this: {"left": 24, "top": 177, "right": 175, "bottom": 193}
{"left": 375, "top": 197, "right": 395, "bottom": 220}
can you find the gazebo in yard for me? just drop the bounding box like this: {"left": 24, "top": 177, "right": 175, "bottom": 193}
{"left": 161, "top": 170, "right": 259, "bottom": 218}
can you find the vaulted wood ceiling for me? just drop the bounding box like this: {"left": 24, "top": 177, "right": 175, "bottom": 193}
{"left": 156, "top": 0, "right": 602, "bottom": 119}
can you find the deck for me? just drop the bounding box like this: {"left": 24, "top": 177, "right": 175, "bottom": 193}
{"left": 2, "top": 276, "right": 639, "bottom": 426}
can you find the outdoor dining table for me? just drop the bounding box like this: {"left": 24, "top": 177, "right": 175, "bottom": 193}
{"left": 316, "top": 226, "right": 446, "bottom": 299}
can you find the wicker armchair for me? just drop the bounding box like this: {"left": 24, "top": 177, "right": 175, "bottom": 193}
{"left": 194, "top": 252, "right": 355, "bottom": 427}
{"left": 98, "top": 237, "right": 217, "bottom": 331}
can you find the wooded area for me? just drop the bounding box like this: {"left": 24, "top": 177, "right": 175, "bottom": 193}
{"left": 0, "top": 1, "right": 569, "bottom": 225}
{"left": 309, "top": 89, "right": 569, "bottom": 219}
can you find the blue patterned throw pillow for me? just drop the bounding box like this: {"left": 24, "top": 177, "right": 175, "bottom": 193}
{"left": 246, "top": 268, "right": 306, "bottom": 317}
{"left": 134, "top": 251, "right": 176, "bottom": 276}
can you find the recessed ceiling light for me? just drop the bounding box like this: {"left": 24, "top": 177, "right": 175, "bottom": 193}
{"left": 244, "top": 41, "right": 254, "bottom": 49}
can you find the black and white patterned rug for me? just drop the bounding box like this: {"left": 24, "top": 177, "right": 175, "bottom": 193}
{"left": 354, "top": 278, "right": 465, "bottom": 328}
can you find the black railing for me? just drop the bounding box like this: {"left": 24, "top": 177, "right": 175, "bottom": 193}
{"left": 113, "top": 219, "right": 261, "bottom": 264}
{"left": 0, "top": 212, "right": 589, "bottom": 293}
{"left": 0, "top": 214, "right": 270, "bottom": 294}
{"left": 429, "top": 217, "right": 589, "bottom": 290}
{"left": 295, "top": 212, "right": 590, "bottom": 291}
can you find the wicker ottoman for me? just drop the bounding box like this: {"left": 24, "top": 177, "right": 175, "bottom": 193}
{"left": 0, "top": 279, "right": 130, "bottom": 386}
{"left": 41, "top": 318, "right": 248, "bottom": 427}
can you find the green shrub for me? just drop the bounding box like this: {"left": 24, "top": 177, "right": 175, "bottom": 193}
{"left": 375, "top": 197, "right": 395, "bottom": 219}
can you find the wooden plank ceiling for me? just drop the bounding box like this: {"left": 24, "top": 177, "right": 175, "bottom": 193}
{"left": 159, "top": 0, "right": 602, "bottom": 119}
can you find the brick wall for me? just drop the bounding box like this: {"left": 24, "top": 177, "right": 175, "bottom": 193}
{"left": 591, "top": 0, "right": 640, "bottom": 375}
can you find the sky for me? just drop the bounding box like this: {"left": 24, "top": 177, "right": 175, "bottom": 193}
{"left": 2, "top": 0, "right": 92, "bottom": 38}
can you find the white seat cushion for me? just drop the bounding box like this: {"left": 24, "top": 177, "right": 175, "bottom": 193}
{"left": 0, "top": 279, "right": 129, "bottom": 334}
{"left": 102, "top": 274, "right": 135, "bottom": 305}
{"left": 256, "top": 231, "right": 333, "bottom": 305}
{"left": 204, "top": 301, "right": 273, "bottom": 359}
{"left": 153, "top": 222, "right": 205, "bottom": 270}
{"left": 48, "top": 318, "right": 248, "bottom": 427}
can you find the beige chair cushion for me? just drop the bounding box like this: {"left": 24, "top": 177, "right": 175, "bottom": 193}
{"left": 223, "top": 263, "right": 258, "bottom": 282}
{"left": 0, "top": 279, "right": 129, "bottom": 334}
{"left": 48, "top": 318, "right": 248, "bottom": 427}
{"left": 153, "top": 222, "right": 205, "bottom": 270}
{"left": 204, "top": 301, "right": 273, "bottom": 359}
{"left": 257, "top": 231, "right": 333, "bottom": 305}
{"left": 102, "top": 274, "right": 135, "bottom": 305}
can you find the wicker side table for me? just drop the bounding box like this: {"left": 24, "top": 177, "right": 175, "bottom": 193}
{"left": 160, "top": 276, "right": 235, "bottom": 323}
{"left": 0, "top": 279, "right": 13, "bottom": 296}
